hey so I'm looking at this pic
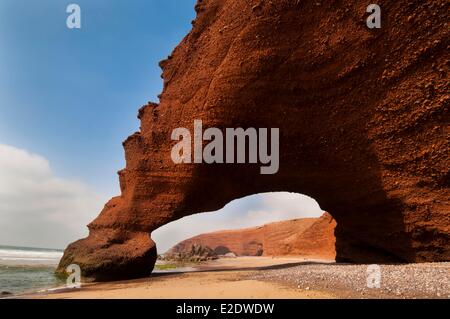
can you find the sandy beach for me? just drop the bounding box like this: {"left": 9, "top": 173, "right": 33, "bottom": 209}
{"left": 25, "top": 257, "right": 335, "bottom": 299}
{"left": 20, "top": 257, "right": 449, "bottom": 299}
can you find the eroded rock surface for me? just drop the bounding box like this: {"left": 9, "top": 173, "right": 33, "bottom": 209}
{"left": 164, "top": 244, "right": 220, "bottom": 262}
{"left": 57, "top": 0, "right": 449, "bottom": 281}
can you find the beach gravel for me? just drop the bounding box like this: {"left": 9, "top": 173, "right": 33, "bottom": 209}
{"left": 248, "top": 262, "right": 450, "bottom": 299}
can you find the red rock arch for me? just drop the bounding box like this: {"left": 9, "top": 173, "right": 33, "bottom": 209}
{"left": 57, "top": 0, "right": 449, "bottom": 281}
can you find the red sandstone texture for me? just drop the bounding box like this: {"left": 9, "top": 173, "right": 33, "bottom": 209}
{"left": 167, "top": 213, "right": 337, "bottom": 260}
{"left": 57, "top": 0, "right": 449, "bottom": 281}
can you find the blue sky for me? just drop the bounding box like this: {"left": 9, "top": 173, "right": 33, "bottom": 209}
{"left": 0, "top": 1, "right": 322, "bottom": 250}
{"left": 0, "top": 0, "right": 196, "bottom": 194}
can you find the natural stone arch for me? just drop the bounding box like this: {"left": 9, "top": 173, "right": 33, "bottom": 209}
{"left": 214, "top": 246, "right": 231, "bottom": 256}
{"left": 57, "top": 0, "right": 449, "bottom": 281}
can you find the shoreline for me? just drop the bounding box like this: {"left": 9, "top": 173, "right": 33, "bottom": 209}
{"left": 12, "top": 257, "right": 450, "bottom": 299}
{"left": 21, "top": 257, "right": 335, "bottom": 299}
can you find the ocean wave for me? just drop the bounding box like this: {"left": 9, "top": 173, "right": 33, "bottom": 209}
{"left": 0, "top": 247, "right": 63, "bottom": 266}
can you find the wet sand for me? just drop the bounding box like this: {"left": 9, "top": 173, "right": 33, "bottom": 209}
{"left": 25, "top": 257, "right": 336, "bottom": 299}
{"left": 21, "top": 257, "right": 448, "bottom": 299}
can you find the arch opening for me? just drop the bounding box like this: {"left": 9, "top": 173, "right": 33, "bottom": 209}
{"left": 152, "top": 192, "right": 336, "bottom": 263}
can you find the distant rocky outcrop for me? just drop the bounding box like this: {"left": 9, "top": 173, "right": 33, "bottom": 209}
{"left": 165, "top": 213, "right": 337, "bottom": 260}
{"left": 162, "top": 244, "right": 219, "bottom": 262}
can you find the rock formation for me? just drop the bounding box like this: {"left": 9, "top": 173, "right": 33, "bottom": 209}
{"left": 166, "top": 213, "right": 336, "bottom": 260}
{"left": 57, "top": 0, "right": 449, "bottom": 281}
{"left": 164, "top": 244, "right": 219, "bottom": 262}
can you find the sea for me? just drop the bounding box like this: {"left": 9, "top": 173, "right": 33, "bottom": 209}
{"left": 0, "top": 245, "right": 65, "bottom": 296}
{"left": 0, "top": 246, "right": 200, "bottom": 296}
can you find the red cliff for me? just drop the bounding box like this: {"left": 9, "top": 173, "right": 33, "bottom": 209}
{"left": 57, "top": 0, "right": 449, "bottom": 281}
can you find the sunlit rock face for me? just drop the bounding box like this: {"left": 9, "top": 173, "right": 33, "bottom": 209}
{"left": 57, "top": 0, "right": 449, "bottom": 281}
{"left": 166, "top": 213, "right": 337, "bottom": 260}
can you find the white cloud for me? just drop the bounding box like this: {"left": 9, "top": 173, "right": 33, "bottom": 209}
{"left": 0, "top": 144, "right": 105, "bottom": 249}
{"left": 153, "top": 192, "right": 324, "bottom": 253}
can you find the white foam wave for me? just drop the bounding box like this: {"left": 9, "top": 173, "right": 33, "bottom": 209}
{"left": 0, "top": 248, "right": 63, "bottom": 265}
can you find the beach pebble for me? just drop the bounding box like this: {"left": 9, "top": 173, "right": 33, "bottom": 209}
{"left": 248, "top": 262, "right": 450, "bottom": 298}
